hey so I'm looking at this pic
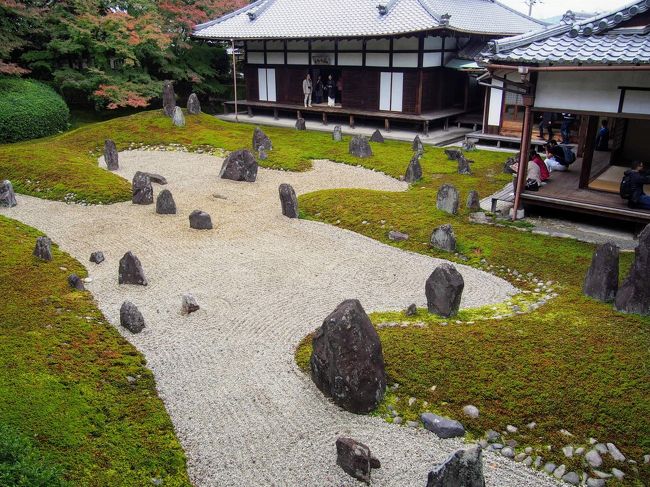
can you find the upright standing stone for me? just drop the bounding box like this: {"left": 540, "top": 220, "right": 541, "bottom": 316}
{"left": 336, "top": 437, "right": 381, "bottom": 484}
{"left": 120, "top": 301, "right": 145, "bottom": 334}
{"left": 413, "top": 135, "right": 424, "bottom": 154}
{"left": 426, "top": 263, "right": 464, "bottom": 317}
{"left": 220, "top": 149, "right": 258, "bottom": 182}
{"left": 295, "top": 118, "right": 306, "bottom": 130}
{"left": 181, "top": 294, "right": 200, "bottom": 314}
{"left": 370, "top": 130, "right": 384, "bottom": 143}
{"left": 189, "top": 210, "right": 213, "bottom": 230}
{"left": 332, "top": 125, "right": 343, "bottom": 142}
{"left": 132, "top": 172, "right": 153, "bottom": 205}
{"left": 68, "top": 274, "right": 85, "bottom": 291}
{"left": 104, "top": 139, "right": 119, "bottom": 170}
{"left": 33, "top": 236, "right": 52, "bottom": 261}
{"left": 349, "top": 135, "right": 373, "bottom": 158}
{"left": 404, "top": 154, "right": 423, "bottom": 183}
{"left": 463, "top": 138, "right": 478, "bottom": 152}
{"left": 583, "top": 242, "right": 619, "bottom": 302}
{"left": 186, "top": 93, "right": 201, "bottom": 115}
{"left": 445, "top": 149, "right": 463, "bottom": 161}
{"left": 172, "top": 106, "right": 185, "bottom": 127}
{"left": 457, "top": 156, "right": 472, "bottom": 175}
{"left": 162, "top": 80, "right": 175, "bottom": 117}
{"left": 430, "top": 224, "right": 457, "bottom": 252}
{"left": 426, "top": 446, "right": 485, "bottom": 487}
{"left": 253, "top": 127, "right": 272, "bottom": 151}
{"left": 156, "top": 189, "right": 177, "bottom": 215}
{"left": 279, "top": 184, "right": 299, "bottom": 218}
{"left": 467, "top": 190, "right": 481, "bottom": 211}
{"left": 0, "top": 180, "right": 17, "bottom": 207}
{"left": 310, "top": 299, "right": 386, "bottom": 413}
{"left": 615, "top": 225, "right": 650, "bottom": 315}
{"left": 436, "top": 184, "right": 460, "bottom": 215}
{"left": 118, "top": 251, "right": 147, "bottom": 286}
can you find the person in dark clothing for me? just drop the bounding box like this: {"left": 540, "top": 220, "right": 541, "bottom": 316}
{"left": 539, "top": 112, "right": 554, "bottom": 140}
{"left": 625, "top": 161, "right": 650, "bottom": 210}
{"left": 326, "top": 75, "right": 336, "bottom": 107}
{"left": 560, "top": 113, "right": 575, "bottom": 144}
{"left": 314, "top": 75, "right": 323, "bottom": 104}
{"left": 595, "top": 119, "right": 610, "bottom": 151}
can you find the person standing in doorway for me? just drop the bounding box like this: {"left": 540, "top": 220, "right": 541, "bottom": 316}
{"left": 560, "top": 112, "right": 575, "bottom": 144}
{"left": 595, "top": 119, "right": 610, "bottom": 151}
{"left": 326, "top": 75, "right": 336, "bottom": 107}
{"left": 539, "top": 112, "right": 554, "bottom": 140}
{"left": 303, "top": 73, "right": 312, "bottom": 107}
{"left": 314, "top": 75, "right": 323, "bottom": 104}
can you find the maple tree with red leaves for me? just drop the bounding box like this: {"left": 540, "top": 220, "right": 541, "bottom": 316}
{"left": 0, "top": 0, "right": 248, "bottom": 109}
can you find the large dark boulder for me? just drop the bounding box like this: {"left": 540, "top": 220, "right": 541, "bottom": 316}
{"left": 349, "top": 135, "right": 373, "bottom": 158}
{"left": 426, "top": 446, "right": 485, "bottom": 487}
{"left": 156, "top": 189, "right": 176, "bottom": 215}
{"left": 332, "top": 125, "right": 343, "bottom": 142}
{"left": 583, "top": 242, "right": 619, "bottom": 302}
{"left": 412, "top": 135, "right": 424, "bottom": 154}
{"left": 336, "top": 437, "right": 381, "bottom": 484}
{"left": 104, "top": 139, "right": 119, "bottom": 171}
{"left": 253, "top": 127, "right": 272, "bottom": 151}
{"left": 615, "top": 225, "right": 650, "bottom": 315}
{"left": 426, "top": 263, "right": 464, "bottom": 317}
{"left": 162, "top": 80, "right": 175, "bottom": 117}
{"left": 0, "top": 180, "right": 17, "bottom": 207}
{"left": 404, "top": 154, "right": 422, "bottom": 183}
{"left": 457, "top": 156, "right": 472, "bottom": 175}
{"left": 369, "top": 130, "right": 384, "bottom": 143}
{"left": 220, "top": 149, "right": 258, "bottom": 182}
{"left": 436, "top": 184, "right": 459, "bottom": 215}
{"left": 467, "top": 190, "right": 481, "bottom": 211}
{"left": 189, "top": 210, "right": 213, "bottom": 230}
{"left": 172, "top": 106, "right": 185, "bottom": 127}
{"left": 33, "top": 236, "right": 52, "bottom": 261}
{"left": 295, "top": 118, "right": 306, "bottom": 130}
{"left": 118, "top": 251, "right": 147, "bottom": 286}
{"left": 430, "top": 224, "right": 456, "bottom": 252}
{"left": 187, "top": 93, "right": 201, "bottom": 115}
{"left": 120, "top": 301, "right": 145, "bottom": 334}
{"left": 279, "top": 184, "right": 298, "bottom": 218}
{"left": 421, "top": 412, "right": 466, "bottom": 439}
{"left": 310, "top": 299, "right": 386, "bottom": 413}
{"left": 132, "top": 171, "right": 153, "bottom": 205}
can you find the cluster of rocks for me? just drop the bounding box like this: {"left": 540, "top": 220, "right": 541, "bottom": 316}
{"left": 583, "top": 224, "right": 650, "bottom": 315}
{"left": 444, "top": 147, "right": 473, "bottom": 174}
{"left": 162, "top": 81, "right": 201, "bottom": 124}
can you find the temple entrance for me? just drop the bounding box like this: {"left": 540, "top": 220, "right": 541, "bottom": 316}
{"left": 310, "top": 67, "right": 342, "bottom": 106}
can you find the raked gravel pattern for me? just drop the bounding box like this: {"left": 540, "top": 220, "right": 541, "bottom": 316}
{"left": 1, "top": 151, "right": 559, "bottom": 486}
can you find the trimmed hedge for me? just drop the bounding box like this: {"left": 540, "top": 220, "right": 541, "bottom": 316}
{"left": 0, "top": 78, "right": 69, "bottom": 143}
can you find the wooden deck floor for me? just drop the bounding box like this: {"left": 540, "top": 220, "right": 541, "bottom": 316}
{"left": 522, "top": 159, "right": 650, "bottom": 223}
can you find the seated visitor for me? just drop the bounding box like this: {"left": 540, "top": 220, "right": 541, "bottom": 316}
{"left": 545, "top": 143, "right": 567, "bottom": 173}
{"left": 621, "top": 161, "right": 650, "bottom": 210}
{"left": 529, "top": 148, "right": 550, "bottom": 182}
{"left": 595, "top": 120, "right": 610, "bottom": 151}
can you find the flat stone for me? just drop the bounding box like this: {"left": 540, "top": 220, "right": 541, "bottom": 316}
{"left": 181, "top": 294, "right": 200, "bottom": 314}
{"left": 142, "top": 172, "right": 167, "bottom": 185}
{"left": 67, "top": 274, "right": 85, "bottom": 291}
{"left": 388, "top": 230, "right": 409, "bottom": 241}
{"left": 501, "top": 447, "right": 515, "bottom": 458}
{"left": 606, "top": 443, "right": 625, "bottom": 461}
{"left": 156, "top": 189, "right": 177, "bottom": 215}
{"left": 586, "top": 479, "right": 605, "bottom": 487}
{"left": 445, "top": 149, "right": 462, "bottom": 161}
{"left": 295, "top": 118, "right": 306, "bottom": 130}
{"left": 425, "top": 263, "right": 464, "bottom": 318}
{"left": 404, "top": 154, "right": 422, "bottom": 183}
{"left": 349, "top": 135, "right": 372, "bottom": 158}
{"left": 593, "top": 470, "right": 612, "bottom": 479}
{"left": 89, "top": 251, "right": 105, "bottom": 264}
{"left": 220, "top": 149, "right": 258, "bottom": 182}
{"left": 506, "top": 425, "right": 518, "bottom": 433}
{"left": 420, "top": 412, "right": 465, "bottom": 439}
{"left": 523, "top": 456, "right": 533, "bottom": 467}
{"left": 462, "top": 405, "right": 479, "bottom": 419}
{"left": 33, "top": 236, "right": 53, "bottom": 261}
{"left": 490, "top": 443, "right": 503, "bottom": 450}
{"left": 118, "top": 251, "right": 147, "bottom": 286}
{"left": 562, "top": 472, "right": 580, "bottom": 485}
{"left": 172, "top": 106, "right": 185, "bottom": 127}
{"left": 553, "top": 464, "right": 566, "bottom": 479}
{"left": 104, "top": 140, "right": 119, "bottom": 170}
{"left": 278, "top": 183, "right": 298, "bottom": 218}
{"left": 120, "top": 301, "right": 145, "bottom": 334}
{"left": 575, "top": 447, "right": 585, "bottom": 455}
{"left": 426, "top": 446, "right": 484, "bottom": 487}
{"left": 132, "top": 171, "right": 153, "bottom": 205}
{"left": 436, "top": 184, "right": 459, "bottom": 215}
{"left": 543, "top": 463, "right": 556, "bottom": 474}
{"left": 583, "top": 242, "right": 619, "bottom": 302}
{"left": 594, "top": 443, "right": 608, "bottom": 454}
{"left": 611, "top": 468, "right": 624, "bottom": 480}
{"left": 486, "top": 430, "right": 500, "bottom": 442}
{"left": 189, "top": 210, "right": 213, "bottom": 230}
{"left": 524, "top": 447, "right": 532, "bottom": 454}
{"left": 369, "top": 129, "right": 384, "bottom": 143}
{"left": 187, "top": 93, "right": 201, "bottom": 115}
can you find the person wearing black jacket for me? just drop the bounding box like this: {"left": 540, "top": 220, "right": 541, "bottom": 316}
{"left": 625, "top": 161, "right": 650, "bottom": 210}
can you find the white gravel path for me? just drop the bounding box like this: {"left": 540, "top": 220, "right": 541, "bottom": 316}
{"left": 1, "top": 151, "right": 560, "bottom": 487}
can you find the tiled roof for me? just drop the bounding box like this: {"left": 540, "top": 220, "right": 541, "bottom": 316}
{"left": 484, "top": 0, "right": 650, "bottom": 65}
{"left": 193, "top": 0, "right": 545, "bottom": 40}
{"left": 457, "top": 39, "right": 489, "bottom": 60}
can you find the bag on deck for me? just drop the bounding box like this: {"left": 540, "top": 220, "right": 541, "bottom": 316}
{"left": 620, "top": 172, "right": 633, "bottom": 200}
{"left": 560, "top": 145, "right": 576, "bottom": 165}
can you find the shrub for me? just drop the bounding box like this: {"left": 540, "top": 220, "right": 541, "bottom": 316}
{"left": 0, "top": 424, "right": 67, "bottom": 486}
{"left": 0, "top": 78, "right": 69, "bottom": 143}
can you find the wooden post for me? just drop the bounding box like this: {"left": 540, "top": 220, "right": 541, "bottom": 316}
{"left": 512, "top": 95, "right": 534, "bottom": 221}
{"left": 297, "top": 110, "right": 301, "bottom": 119}
{"left": 423, "top": 121, "right": 429, "bottom": 136}
{"left": 322, "top": 112, "right": 328, "bottom": 125}
{"left": 384, "top": 118, "right": 390, "bottom": 132}
{"left": 223, "top": 102, "right": 229, "bottom": 115}
{"left": 579, "top": 115, "right": 599, "bottom": 189}
{"left": 231, "top": 39, "right": 239, "bottom": 122}
{"left": 273, "top": 108, "right": 279, "bottom": 120}
{"left": 349, "top": 115, "right": 355, "bottom": 129}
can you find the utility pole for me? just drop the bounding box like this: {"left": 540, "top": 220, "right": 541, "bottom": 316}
{"left": 525, "top": 0, "right": 542, "bottom": 17}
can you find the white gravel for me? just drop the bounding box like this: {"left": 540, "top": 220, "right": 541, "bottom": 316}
{"left": 1, "top": 151, "right": 558, "bottom": 486}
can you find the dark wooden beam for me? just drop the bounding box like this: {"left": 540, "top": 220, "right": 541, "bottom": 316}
{"left": 579, "top": 115, "right": 600, "bottom": 189}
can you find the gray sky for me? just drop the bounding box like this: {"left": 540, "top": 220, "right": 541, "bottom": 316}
{"left": 500, "top": 0, "right": 633, "bottom": 19}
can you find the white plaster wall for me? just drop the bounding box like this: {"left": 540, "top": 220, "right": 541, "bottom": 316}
{"left": 248, "top": 52, "right": 264, "bottom": 64}
{"left": 287, "top": 40, "right": 308, "bottom": 50}
{"left": 535, "top": 71, "right": 650, "bottom": 115}
{"left": 338, "top": 52, "right": 362, "bottom": 66}
{"left": 287, "top": 52, "right": 309, "bottom": 65}
{"left": 424, "top": 36, "right": 443, "bottom": 49}
{"left": 393, "top": 36, "right": 418, "bottom": 50}
{"left": 366, "top": 52, "right": 390, "bottom": 67}
{"left": 392, "top": 53, "right": 418, "bottom": 68}
{"left": 367, "top": 39, "right": 390, "bottom": 50}
{"left": 423, "top": 52, "right": 442, "bottom": 67}
{"left": 488, "top": 79, "right": 503, "bottom": 126}
{"left": 266, "top": 52, "right": 284, "bottom": 64}
{"left": 339, "top": 39, "right": 363, "bottom": 51}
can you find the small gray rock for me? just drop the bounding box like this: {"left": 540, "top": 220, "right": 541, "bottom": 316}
{"left": 156, "top": 189, "right": 177, "bottom": 215}
{"left": 436, "top": 184, "right": 460, "bottom": 215}
{"left": 388, "top": 230, "right": 409, "bottom": 242}
{"left": 533, "top": 456, "right": 542, "bottom": 468}
{"left": 501, "top": 447, "right": 515, "bottom": 458}
{"left": 467, "top": 190, "right": 481, "bottom": 211}
{"left": 420, "top": 412, "right": 465, "bottom": 439}
{"left": 349, "top": 135, "right": 372, "bottom": 158}
{"left": 486, "top": 430, "right": 500, "bottom": 442}
{"left": 187, "top": 93, "right": 201, "bottom": 115}
{"left": 0, "top": 180, "right": 17, "bottom": 207}
{"left": 189, "top": 210, "right": 212, "bottom": 230}
{"left": 369, "top": 129, "right": 384, "bottom": 143}
{"left": 142, "top": 172, "right": 167, "bottom": 185}
{"left": 644, "top": 454, "right": 650, "bottom": 464}
{"left": 462, "top": 405, "right": 479, "bottom": 419}
{"left": 279, "top": 184, "right": 298, "bottom": 218}
{"left": 586, "top": 479, "right": 605, "bottom": 487}
{"left": 562, "top": 446, "right": 574, "bottom": 458}
{"left": 295, "top": 118, "right": 306, "bottom": 130}
{"left": 463, "top": 138, "right": 478, "bottom": 151}
{"left": 120, "top": 301, "right": 145, "bottom": 334}
{"left": 425, "top": 263, "right": 464, "bottom": 318}
{"left": 33, "top": 236, "right": 53, "bottom": 261}
{"left": 118, "top": 251, "right": 147, "bottom": 286}
{"left": 132, "top": 171, "right": 153, "bottom": 205}
{"left": 89, "top": 251, "right": 105, "bottom": 264}
{"left": 606, "top": 443, "right": 625, "bottom": 461}
{"left": 445, "top": 149, "right": 463, "bottom": 161}
{"left": 181, "top": 294, "right": 200, "bottom": 314}
{"left": 332, "top": 125, "right": 343, "bottom": 142}
{"left": 405, "top": 304, "right": 417, "bottom": 316}
{"left": 172, "top": 106, "right": 185, "bottom": 127}
{"left": 404, "top": 154, "right": 422, "bottom": 183}
{"left": 594, "top": 443, "right": 608, "bottom": 454}
{"left": 393, "top": 416, "right": 402, "bottom": 425}
{"left": 543, "top": 463, "right": 556, "bottom": 474}
{"left": 562, "top": 472, "right": 580, "bottom": 485}
{"left": 523, "top": 456, "right": 533, "bottom": 467}
{"left": 68, "top": 274, "right": 85, "bottom": 291}
{"left": 506, "top": 425, "right": 518, "bottom": 433}
{"left": 553, "top": 464, "right": 566, "bottom": 479}
{"left": 490, "top": 443, "right": 503, "bottom": 450}
{"left": 611, "top": 468, "right": 624, "bottom": 480}
{"left": 575, "top": 447, "right": 585, "bottom": 455}
{"left": 104, "top": 140, "right": 119, "bottom": 170}
{"left": 430, "top": 224, "right": 456, "bottom": 252}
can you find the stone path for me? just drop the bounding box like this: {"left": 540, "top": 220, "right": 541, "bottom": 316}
{"left": 1, "top": 151, "right": 558, "bottom": 486}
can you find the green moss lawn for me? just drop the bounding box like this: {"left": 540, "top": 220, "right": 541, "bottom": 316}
{"left": 0, "top": 216, "right": 191, "bottom": 486}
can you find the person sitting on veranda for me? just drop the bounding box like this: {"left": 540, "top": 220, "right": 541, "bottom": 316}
{"left": 624, "top": 161, "right": 650, "bottom": 210}
{"left": 511, "top": 149, "right": 547, "bottom": 191}
{"left": 529, "top": 148, "right": 550, "bottom": 182}
{"left": 544, "top": 141, "right": 568, "bottom": 173}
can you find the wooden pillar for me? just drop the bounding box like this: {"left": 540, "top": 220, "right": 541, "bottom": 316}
{"left": 423, "top": 121, "right": 429, "bottom": 136}
{"left": 273, "top": 108, "right": 279, "bottom": 120}
{"left": 464, "top": 75, "right": 470, "bottom": 111}
{"left": 247, "top": 106, "right": 253, "bottom": 117}
{"left": 512, "top": 95, "right": 534, "bottom": 220}
{"left": 384, "top": 118, "right": 390, "bottom": 132}
{"left": 297, "top": 110, "right": 301, "bottom": 119}
{"left": 322, "top": 112, "right": 328, "bottom": 125}
{"left": 223, "top": 103, "right": 229, "bottom": 115}
{"left": 577, "top": 115, "right": 589, "bottom": 157}
{"left": 579, "top": 115, "right": 599, "bottom": 189}
{"left": 349, "top": 115, "right": 355, "bottom": 129}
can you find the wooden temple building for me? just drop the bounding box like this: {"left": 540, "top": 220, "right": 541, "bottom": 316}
{"left": 481, "top": 0, "right": 650, "bottom": 224}
{"left": 193, "top": 0, "right": 543, "bottom": 134}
